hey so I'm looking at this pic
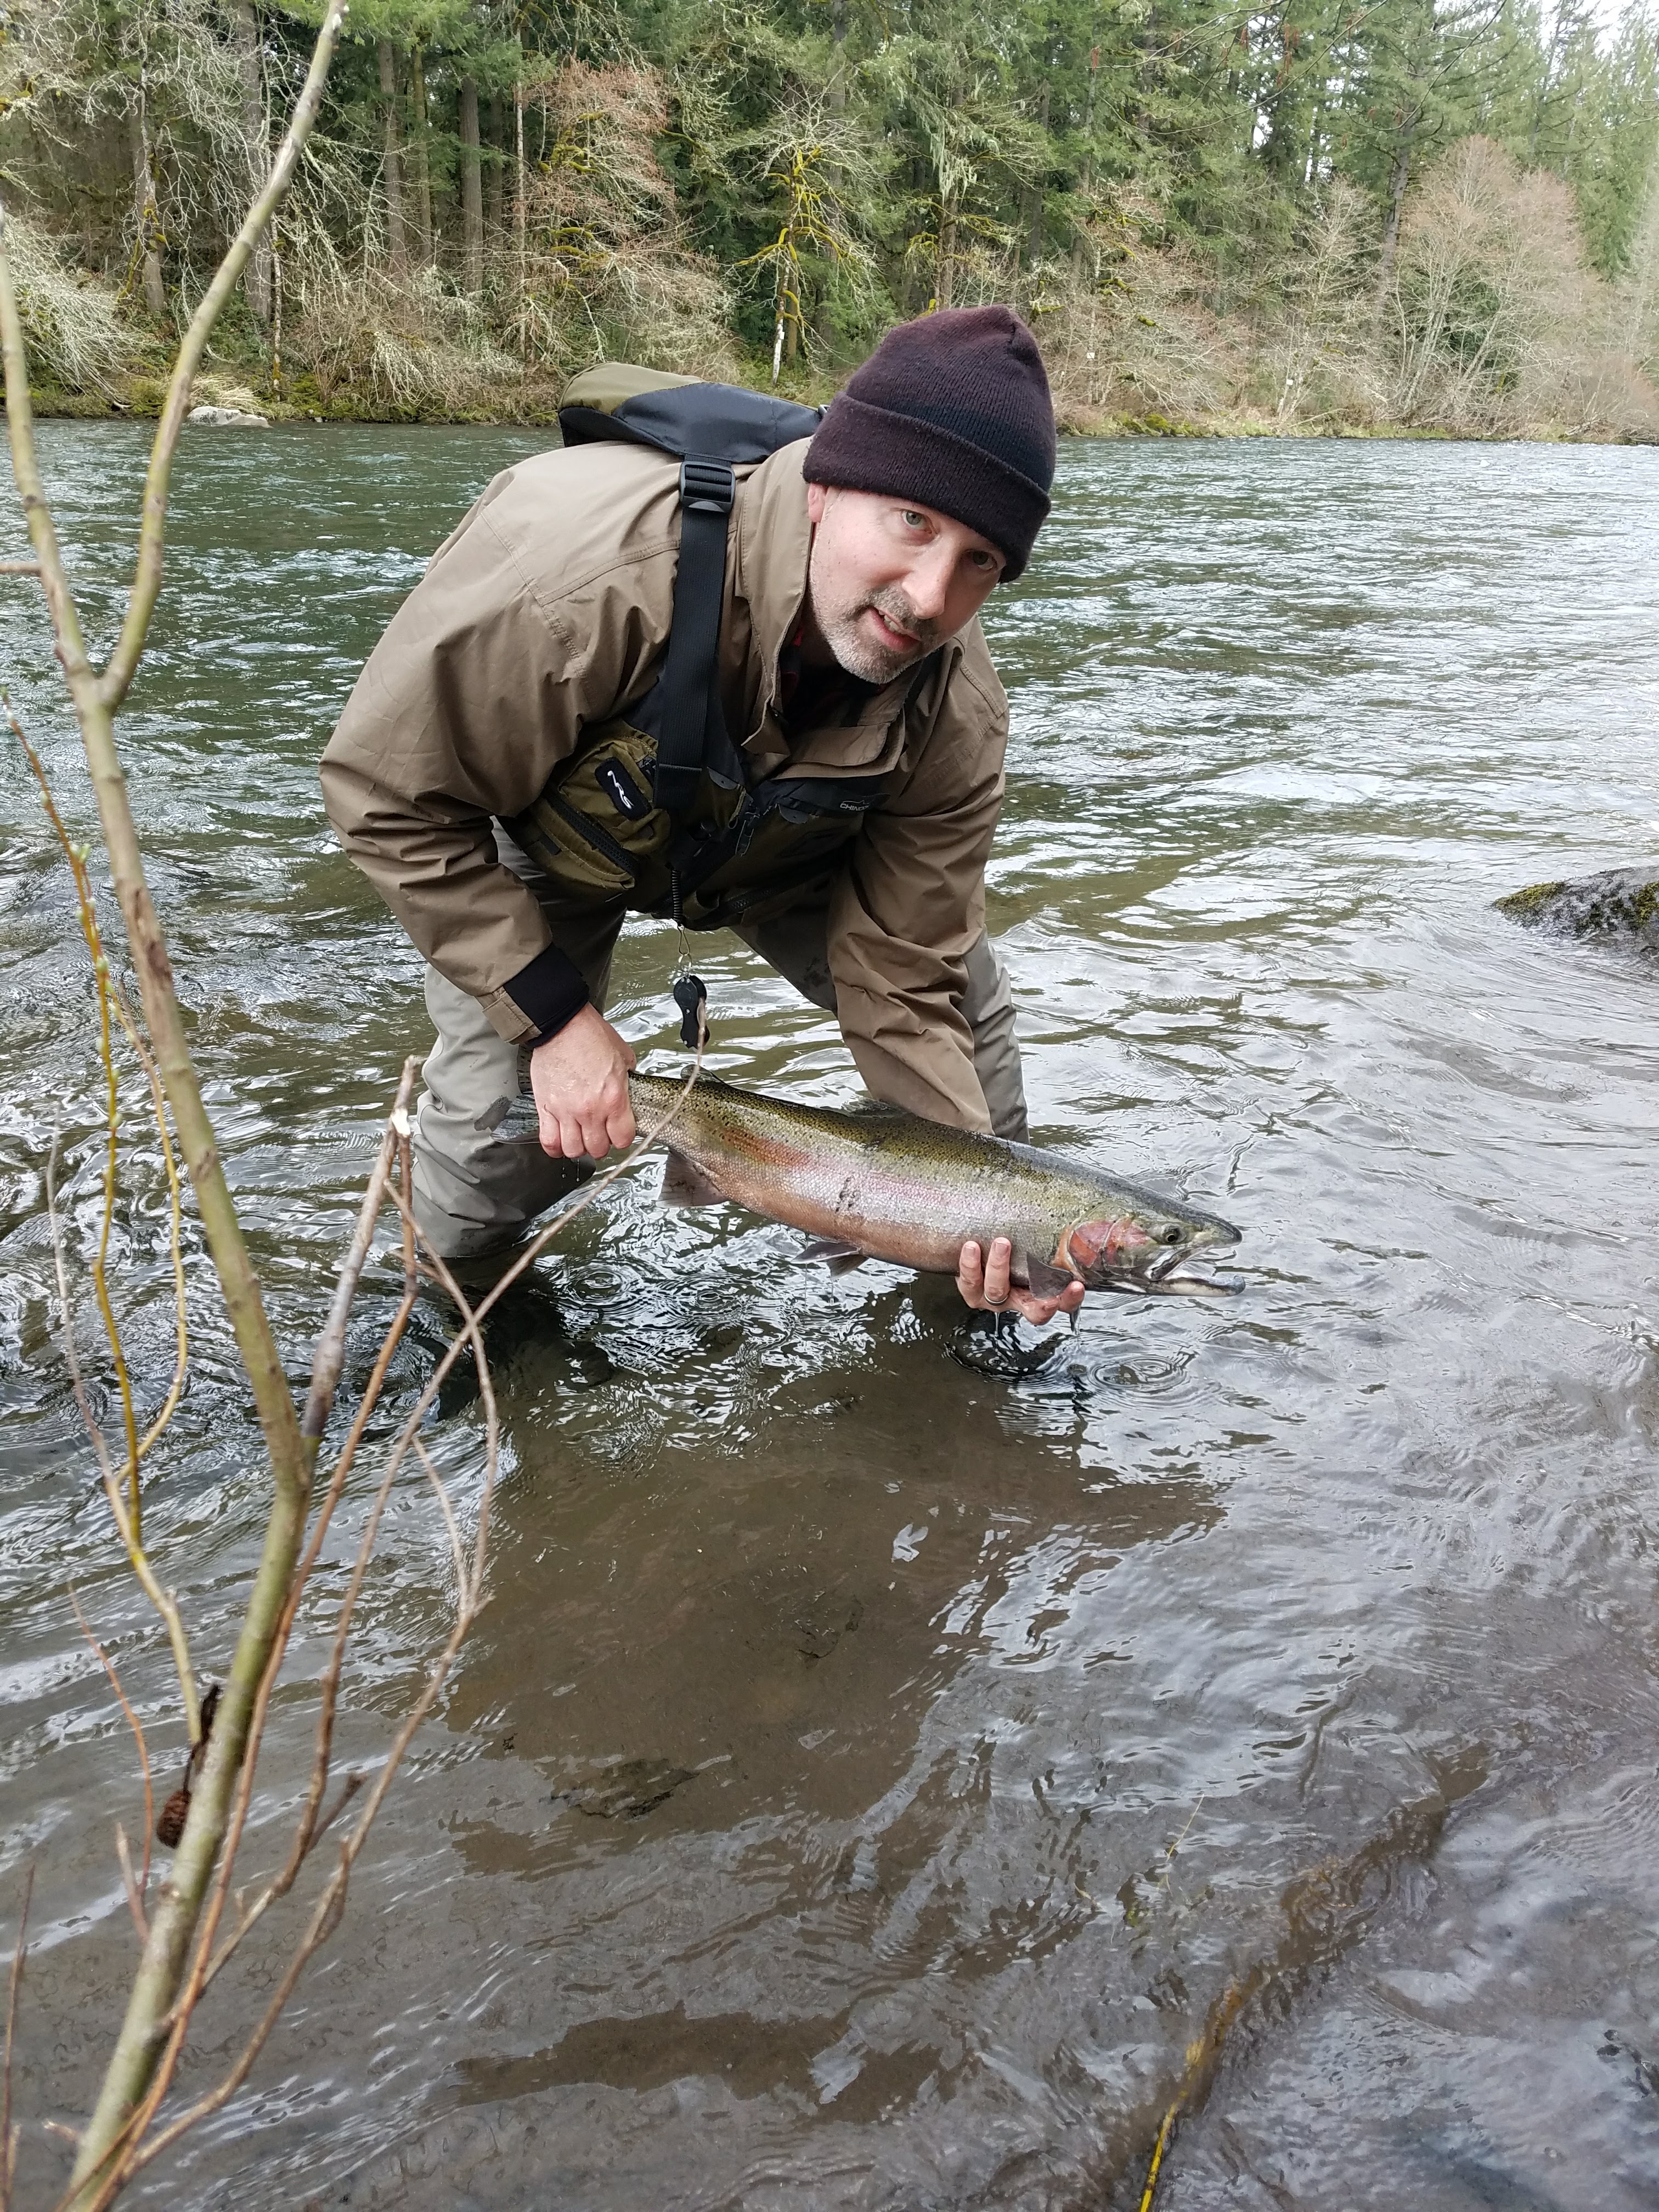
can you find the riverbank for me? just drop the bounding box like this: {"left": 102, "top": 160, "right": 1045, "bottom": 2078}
{"left": 16, "top": 365, "right": 1659, "bottom": 445}
{"left": 10, "top": 127, "right": 1659, "bottom": 448}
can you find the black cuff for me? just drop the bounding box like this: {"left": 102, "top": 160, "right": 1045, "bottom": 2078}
{"left": 504, "top": 941, "right": 590, "bottom": 1045}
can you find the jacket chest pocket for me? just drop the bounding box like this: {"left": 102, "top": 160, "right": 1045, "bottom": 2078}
{"left": 510, "top": 721, "right": 677, "bottom": 900}
{"left": 509, "top": 728, "right": 886, "bottom": 925}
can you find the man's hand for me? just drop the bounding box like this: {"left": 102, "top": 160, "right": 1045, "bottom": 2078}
{"left": 530, "top": 1005, "right": 636, "bottom": 1159}
{"left": 957, "top": 1235, "right": 1085, "bottom": 1326}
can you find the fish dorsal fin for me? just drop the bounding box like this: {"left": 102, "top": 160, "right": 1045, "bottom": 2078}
{"left": 661, "top": 1149, "right": 724, "bottom": 1206}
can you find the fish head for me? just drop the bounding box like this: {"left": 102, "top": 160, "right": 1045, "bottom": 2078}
{"left": 1057, "top": 1194, "right": 1242, "bottom": 1295}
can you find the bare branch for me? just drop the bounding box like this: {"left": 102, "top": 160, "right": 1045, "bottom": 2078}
{"left": 47, "top": 1150, "right": 200, "bottom": 1743}
{"left": 47, "top": 1029, "right": 703, "bottom": 2210}
{"left": 121, "top": 1057, "right": 706, "bottom": 2186}
{"left": 309, "top": 1773, "right": 365, "bottom": 1851}
{"left": 13, "top": 697, "right": 146, "bottom": 1517}
{"left": 75, "top": 1066, "right": 420, "bottom": 2191}
{"left": 68, "top": 1591, "right": 155, "bottom": 1908}
{"left": 115, "top": 986, "right": 190, "bottom": 1471}
{"left": 9, "top": 689, "right": 194, "bottom": 1482}
{"left": 302, "top": 1069, "right": 418, "bottom": 1447}
{"left": 44, "top": 1137, "right": 115, "bottom": 1487}
{"left": 410, "top": 1431, "right": 468, "bottom": 1599}
{"left": 2, "top": 1867, "right": 33, "bottom": 2212}
{"left": 156, "top": 1073, "right": 421, "bottom": 2016}
{"left": 125, "top": 1256, "right": 501, "bottom": 2183}
{"left": 98, "top": 5, "right": 348, "bottom": 713}
{"left": 0, "top": 13, "right": 359, "bottom": 2197}
{"left": 112, "top": 1829, "right": 149, "bottom": 1950}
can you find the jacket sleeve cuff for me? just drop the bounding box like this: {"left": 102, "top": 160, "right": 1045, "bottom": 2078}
{"left": 502, "top": 941, "right": 590, "bottom": 1043}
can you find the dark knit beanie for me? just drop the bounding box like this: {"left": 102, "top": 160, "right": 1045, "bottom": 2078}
{"left": 802, "top": 306, "right": 1056, "bottom": 580}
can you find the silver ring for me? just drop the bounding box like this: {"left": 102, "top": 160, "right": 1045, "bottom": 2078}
{"left": 984, "top": 1293, "right": 1009, "bottom": 1310}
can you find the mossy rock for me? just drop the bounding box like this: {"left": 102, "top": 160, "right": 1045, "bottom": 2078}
{"left": 1494, "top": 866, "right": 1659, "bottom": 950}
{"left": 23, "top": 386, "right": 120, "bottom": 419}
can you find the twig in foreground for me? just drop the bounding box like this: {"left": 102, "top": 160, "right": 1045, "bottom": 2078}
{"left": 97, "top": 1046, "right": 708, "bottom": 2200}
{"left": 2, "top": 1867, "right": 33, "bottom": 2212}
{"left": 67, "top": 1592, "right": 155, "bottom": 1918}
{"left": 178, "top": 1036, "right": 711, "bottom": 2020}
{"left": 43, "top": 1035, "right": 707, "bottom": 2210}
{"left": 44, "top": 1146, "right": 200, "bottom": 1748}
{"left": 111, "top": 1831, "right": 148, "bottom": 1950}
{"left": 108, "top": 1256, "right": 504, "bottom": 2197}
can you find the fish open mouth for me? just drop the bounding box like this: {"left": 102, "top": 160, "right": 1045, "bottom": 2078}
{"left": 1109, "top": 1245, "right": 1243, "bottom": 1297}
{"left": 1152, "top": 1266, "right": 1243, "bottom": 1297}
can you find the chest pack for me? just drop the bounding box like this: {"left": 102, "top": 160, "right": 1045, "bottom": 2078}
{"left": 509, "top": 363, "right": 905, "bottom": 933}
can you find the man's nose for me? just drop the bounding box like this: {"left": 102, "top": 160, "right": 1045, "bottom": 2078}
{"left": 903, "top": 546, "right": 955, "bottom": 623}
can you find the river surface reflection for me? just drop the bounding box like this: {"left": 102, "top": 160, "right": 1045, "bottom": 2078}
{"left": 2, "top": 424, "right": 1657, "bottom": 2209}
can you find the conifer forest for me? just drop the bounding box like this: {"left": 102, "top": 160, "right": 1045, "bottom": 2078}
{"left": 3, "top": 0, "right": 1658, "bottom": 435}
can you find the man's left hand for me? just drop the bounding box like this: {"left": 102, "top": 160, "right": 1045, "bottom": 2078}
{"left": 956, "top": 1236, "right": 1085, "bottom": 1326}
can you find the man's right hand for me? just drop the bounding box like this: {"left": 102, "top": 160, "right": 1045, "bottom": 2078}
{"left": 530, "top": 1005, "right": 637, "bottom": 1159}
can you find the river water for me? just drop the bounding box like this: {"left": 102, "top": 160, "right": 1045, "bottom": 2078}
{"left": 2, "top": 424, "right": 1657, "bottom": 2210}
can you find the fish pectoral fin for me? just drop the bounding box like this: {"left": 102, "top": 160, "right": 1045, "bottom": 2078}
{"left": 661, "top": 1149, "right": 724, "bottom": 1207}
{"left": 802, "top": 1236, "right": 867, "bottom": 1274}
{"left": 1023, "top": 1254, "right": 1077, "bottom": 1299}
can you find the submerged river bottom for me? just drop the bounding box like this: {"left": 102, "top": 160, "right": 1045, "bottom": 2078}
{"left": 1, "top": 426, "right": 1657, "bottom": 2209}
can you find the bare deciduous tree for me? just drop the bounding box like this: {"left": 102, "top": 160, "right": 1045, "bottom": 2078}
{"left": 1384, "top": 135, "right": 1657, "bottom": 435}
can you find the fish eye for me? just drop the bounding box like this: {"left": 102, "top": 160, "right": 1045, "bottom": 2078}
{"left": 1160, "top": 1226, "right": 1183, "bottom": 1245}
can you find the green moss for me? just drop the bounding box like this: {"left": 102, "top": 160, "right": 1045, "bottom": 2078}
{"left": 1494, "top": 879, "right": 1568, "bottom": 919}
{"left": 21, "top": 385, "right": 121, "bottom": 419}
{"left": 1495, "top": 872, "right": 1659, "bottom": 940}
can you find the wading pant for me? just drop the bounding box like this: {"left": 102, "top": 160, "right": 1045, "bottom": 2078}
{"left": 411, "top": 839, "right": 1028, "bottom": 1261}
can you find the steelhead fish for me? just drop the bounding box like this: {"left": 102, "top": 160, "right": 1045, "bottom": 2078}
{"left": 490, "top": 1073, "right": 1242, "bottom": 1296}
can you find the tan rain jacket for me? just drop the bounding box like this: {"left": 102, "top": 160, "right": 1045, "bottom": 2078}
{"left": 320, "top": 437, "right": 1010, "bottom": 1128}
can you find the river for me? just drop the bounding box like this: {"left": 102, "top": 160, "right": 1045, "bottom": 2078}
{"left": 2, "top": 423, "right": 1656, "bottom": 2210}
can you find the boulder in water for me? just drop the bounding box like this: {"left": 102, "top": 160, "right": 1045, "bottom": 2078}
{"left": 186, "top": 402, "right": 269, "bottom": 428}
{"left": 1494, "top": 866, "right": 1659, "bottom": 948}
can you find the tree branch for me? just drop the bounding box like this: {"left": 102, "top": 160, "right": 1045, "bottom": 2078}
{"left": 98, "top": 9, "right": 348, "bottom": 713}
{"left": 1, "top": 1870, "right": 32, "bottom": 2212}
{"left": 0, "top": 14, "right": 352, "bottom": 2201}
{"left": 67, "top": 1592, "right": 156, "bottom": 1917}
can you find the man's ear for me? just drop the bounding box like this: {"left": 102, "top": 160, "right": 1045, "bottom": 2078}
{"left": 805, "top": 481, "right": 827, "bottom": 527}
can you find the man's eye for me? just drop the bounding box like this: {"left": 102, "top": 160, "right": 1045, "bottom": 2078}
{"left": 900, "top": 510, "right": 927, "bottom": 528}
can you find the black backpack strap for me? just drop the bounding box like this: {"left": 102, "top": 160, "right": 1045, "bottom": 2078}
{"left": 652, "top": 455, "right": 735, "bottom": 816}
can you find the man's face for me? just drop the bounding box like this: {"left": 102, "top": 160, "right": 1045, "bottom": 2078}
{"left": 803, "top": 483, "right": 1006, "bottom": 684}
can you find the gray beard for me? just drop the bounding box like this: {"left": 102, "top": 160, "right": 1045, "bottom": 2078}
{"left": 812, "top": 585, "right": 941, "bottom": 686}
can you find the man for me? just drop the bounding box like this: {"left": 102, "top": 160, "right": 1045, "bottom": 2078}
{"left": 321, "top": 304, "right": 1081, "bottom": 1325}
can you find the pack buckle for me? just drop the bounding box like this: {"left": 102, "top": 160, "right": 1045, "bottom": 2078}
{"left": 679, "top": 456, "right": 735, "bottom": 514}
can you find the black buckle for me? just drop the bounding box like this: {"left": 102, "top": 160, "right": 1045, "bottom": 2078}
{"left": 679, "top": 456, "right": 735, "bottom": 513}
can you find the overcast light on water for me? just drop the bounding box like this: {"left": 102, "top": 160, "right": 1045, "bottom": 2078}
{"left": 2, "top": 424, "right": 1657, "bottom": 2209}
